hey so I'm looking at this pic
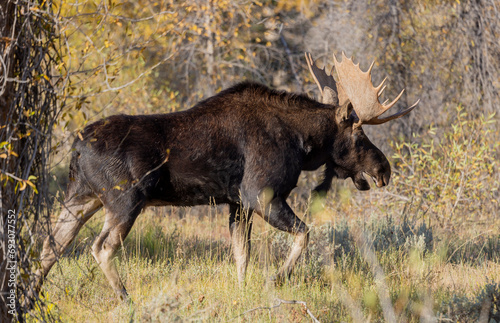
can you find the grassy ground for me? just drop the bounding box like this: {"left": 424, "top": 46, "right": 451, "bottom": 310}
{"left": 35, "top": 187, "right": 500, "bottom": 322}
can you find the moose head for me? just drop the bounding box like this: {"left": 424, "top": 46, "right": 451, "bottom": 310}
{"left": 306, "top": 52, "right": 420, "bottom": 191}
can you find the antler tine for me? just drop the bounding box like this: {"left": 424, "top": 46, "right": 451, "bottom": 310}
{"left": 375, "top": 77, "right": 387, "bottom": 93}
{"left": 364, "top": 99, "right": 420, "bottom": 125}
{"left": 378, "top": 85, "right": 387, "bottom": 97}
{"left": 305, "top": 52, "right": 341, "bottom": 105}
{"left": 367, "top": 61, "right": 375, "bottom": 76}
{"left": 305, "top": 52, "right": 324, "bottom": 97}
{"left": 376, "top": 89, "right": 405, "bottom": 117}
{"left": 333, "top": 52, "right": 420, "bottom": 125}
{"left": 383, "top": 89, "right": 405, "bottom": 110}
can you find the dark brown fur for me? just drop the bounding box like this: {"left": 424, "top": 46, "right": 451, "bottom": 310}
{"left": 33, "top": 82, "right": 391, "bottom": 301}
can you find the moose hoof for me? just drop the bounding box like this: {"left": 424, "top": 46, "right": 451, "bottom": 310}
{"left": 115, "top": 288, "right": 132, "bottom": 304}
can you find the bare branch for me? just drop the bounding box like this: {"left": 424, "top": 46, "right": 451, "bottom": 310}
{"left": 101, "top": 53, "right": 173, "bottom": 93}
{"left": 231, "top": 298, "right": 320, "bottom": 322}
{"left": 279, "top": 24, "right": 302, "bottom": 90}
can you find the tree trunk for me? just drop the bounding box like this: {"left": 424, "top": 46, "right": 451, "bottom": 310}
{"left": 204, "top": 0, "right": 215, "bottom": 96}
{"left": 0, "top": 0, "right": 17, "bottom": 320}
{"left": 0, "top": 0, "right": 61, "bottom": 320}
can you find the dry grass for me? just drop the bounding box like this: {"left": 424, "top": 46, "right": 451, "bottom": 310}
{"left": 32, "top": 196, "right": 499, "bottom": 322}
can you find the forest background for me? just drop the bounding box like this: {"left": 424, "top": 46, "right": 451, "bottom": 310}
{"left": 0, "top": 0, "right": 499, "bottom": 321}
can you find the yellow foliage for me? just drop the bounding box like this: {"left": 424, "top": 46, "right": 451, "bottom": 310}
{"left": 390, "top": 107, "right": 498, "bottom": 224}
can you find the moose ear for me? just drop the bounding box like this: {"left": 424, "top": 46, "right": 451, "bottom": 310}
{"left": 337, "top": 101, "right": 353, "bottom": 122}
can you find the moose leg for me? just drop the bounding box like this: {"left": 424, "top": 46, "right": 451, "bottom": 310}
{"left": 229, "top": 204, "right": 253, "bottom": 286}
{"left": 39, "top": 197, "right": 103, "bottom": 276}
{"left": 313, "top": 161, "right": 336, "bottom": 194}
{"left": 28, "top": 196, "right": 102, "bottom": 304}
{"left": 91, "top": 199, "right": 144, "bottom": 301}
{"left": 255, "top": 197, "right": 309, "bottom": 285}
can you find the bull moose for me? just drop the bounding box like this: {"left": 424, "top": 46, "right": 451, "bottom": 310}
{"left": 32, "top": 52, "right": 418, "bottom": 301}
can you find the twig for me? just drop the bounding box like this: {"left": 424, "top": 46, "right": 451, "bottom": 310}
{"left": 356, "top": 231, "right": 397, "bottom": 323}
{"left": 446, "top": 230, "right": 493, "bottom": 264}
{"left": 101, "top": 53, "right": 173, "bottom": 93}
{"left": 231, "top": 303, "right": 280, "bottom": 320}
{"left": 278, "top": 24, "right": 302, "bottom": 90}
{"left": 383, "top": 191, "right": 411, "bottom": 202}
{"left": 231, "top": 298, "right": 320, "bottom": 322}
{"left": 276, "top": 298, "right": 320, "bottom": 323}
{"left": 0, "top": 53, "right": 8, "bottom": 96}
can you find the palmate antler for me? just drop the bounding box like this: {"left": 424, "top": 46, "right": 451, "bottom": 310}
{"left": 305, "top": 52, "right": 420, "bottom": 125}
{"left": 333, "top": 53, "right": 420, "bottom": 125}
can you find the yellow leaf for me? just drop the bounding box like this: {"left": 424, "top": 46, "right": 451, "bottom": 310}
{"left": 19, "top": 181, "right": 27, "bottom": 191}
{"left": 26, "top": 180, "right": 38, "bottom": 194}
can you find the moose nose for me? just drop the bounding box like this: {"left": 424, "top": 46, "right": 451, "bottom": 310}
{"left": 375, "top": 169, "right": 391, "bottom": 187}
{"left": 376, "top": 178, "right": 385, "bottom": 188}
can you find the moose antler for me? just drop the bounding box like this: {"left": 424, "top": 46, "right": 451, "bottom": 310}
{"left": 305, "top": 53, "right": 348, "bottom": 106}
{"left": 332, "top": 52, "right": 420, "bottom": 125}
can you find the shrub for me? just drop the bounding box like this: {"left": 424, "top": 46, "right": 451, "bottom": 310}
{"left": 390, "top": 107, "right": 499, "bottom": 226}
{"left": 439, "top": 282, "right": 500, "bottom": 322}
